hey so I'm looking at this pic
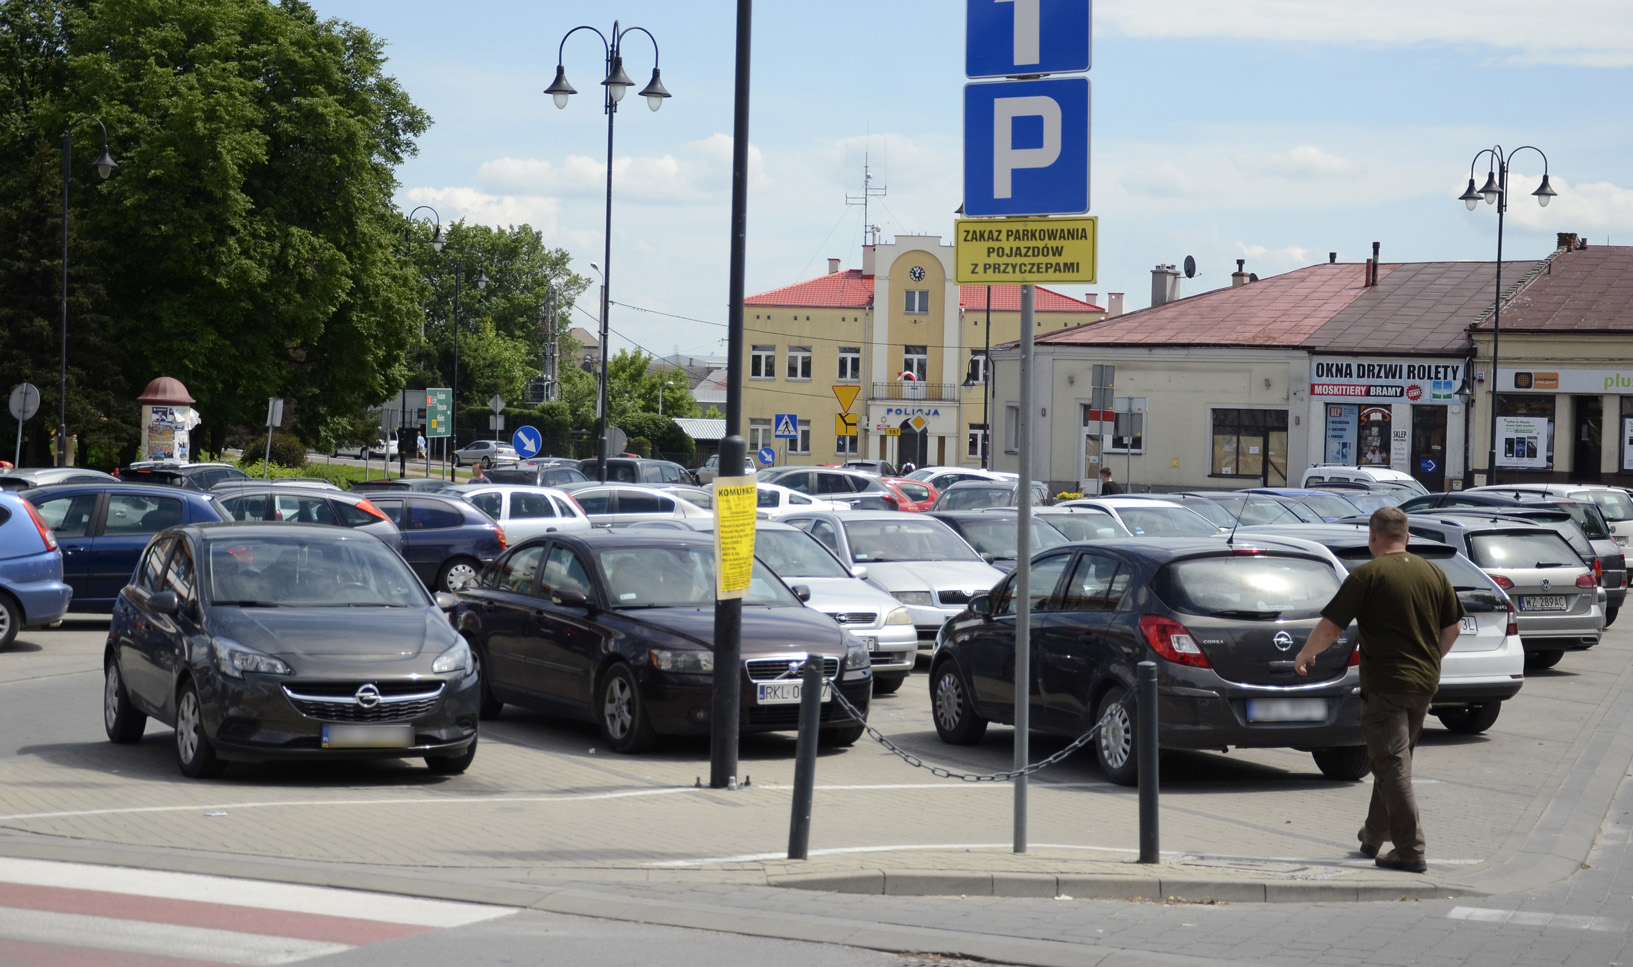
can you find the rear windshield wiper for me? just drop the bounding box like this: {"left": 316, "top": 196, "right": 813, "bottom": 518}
{"left": 1535, "top": 561, "right": 1571, "bottom": 568}
{"left": 1210, "top": 609, "right": 1283, "bottom": 619}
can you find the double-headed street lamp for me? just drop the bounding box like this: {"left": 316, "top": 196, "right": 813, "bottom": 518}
{"left": 60, "top": 117, "right": 118, "bottom": 467}
{"left": 405, "top": 206, "right": 485, "bottom": 453}
{"left": 546, "top": 19, "right": 671, "bottom": 482}
{"left": 1458, "top": 145, "right": 1556, "bottom": 486}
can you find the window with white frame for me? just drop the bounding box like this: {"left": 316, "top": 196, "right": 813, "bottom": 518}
{"left": 750, "top": 345, "right": 776, "bottom": 380}
{"left": 967, "top": 424, "right": 988, "bottom": 461}
{"left": 836, "top": 433, "right": 858, "bottom": 456}
{"left": 905, "top": 290, "right": 929, "bottom": 314}
{"left": 837, "top": 346, "right": 861, "bottom": 382}
{"left": 902, "top": 345, "right": 928, "bottom": 381}
{"left": 789, "top": 419, "right": 811, "bottom": 454}
{"left": 748, "top": 418, "right": 773, "bottom": 451}
{"left": 786, "top": 346, "right": 812, "bottom": 381}
{"left": 965, "top": 352, "right": 988, "bottom": 385}
{"left": 1004, "top": 404, "right": 1020, "bottom": 453}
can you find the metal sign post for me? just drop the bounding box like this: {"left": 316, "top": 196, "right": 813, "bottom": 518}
{"left": 10, "top": 383, "right": 42, "bottom": 466}
{"left": 262, "top": 397, "right": 284, "bottom": 480}
{"left": 1014, "top": 283, "right": 1034, "bottom": 853}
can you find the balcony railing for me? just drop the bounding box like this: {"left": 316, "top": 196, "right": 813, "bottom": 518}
{"left": 871, "top": 381, "right": 960, "bottom": 402}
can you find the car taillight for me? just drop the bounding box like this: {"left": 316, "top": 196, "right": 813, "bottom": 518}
{"left": 1593, "top": 558, "right": 1603, "bottom": 583}
{"left": 1492, "top": 574, "right": 1514, "bottom": 590}
{"left": 354, "top": 498, "right": 390, "bottom": 522}
{"left": 493, "top": 525, "right": 506, "bottom": 551}
{"left": 22, "top": 499, "right": 57, "bottom": 551}
{"left": 1139, "top": 614, "right": 1209, "bottom": 667}
{"left": 1506, "top": 602, "right": 1519, "bottom": 638}
{"left": 1348, "top": 644, "right": 1360, "bottom": 666}
{"left": 1576, "top": 573, "right": 1597, "bottom": 589}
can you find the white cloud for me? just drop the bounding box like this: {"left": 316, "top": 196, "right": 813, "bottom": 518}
{"left": 1098, "top": 0, "right": 1633, "bottom": 67}
{"left": 1241, "top": 145, "right": 1357, "bottom": 179}
{"left": 401, "top": 186, "right": 560, "bottom": 233}
{"left": 470, "top": 135, "right": 768, "bottom": 206}
{"left": 1504, "top": 174, "right": 1633, "bottom": 233}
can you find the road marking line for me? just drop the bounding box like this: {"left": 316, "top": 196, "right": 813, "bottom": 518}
{"left": 0, "top": 908, "right": 350, "bottom": 966}
{"left": 1447, "top": 906, "right": 1625, "bottom": 932}
{"left": 651, "top": 844, "right": 1485, "bottom": 868}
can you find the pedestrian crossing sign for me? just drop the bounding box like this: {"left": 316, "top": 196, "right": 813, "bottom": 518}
{"left": 773, "top": 413, "right": 799, "bottom": 439}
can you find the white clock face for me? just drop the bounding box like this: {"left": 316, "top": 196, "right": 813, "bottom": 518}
{"left": 909, "top": 266, "right": 925, "bottom": 282}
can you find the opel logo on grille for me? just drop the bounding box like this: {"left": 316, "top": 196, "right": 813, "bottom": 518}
{"left": 354, "top": 683, "right": 382, "bottom": 709}
{"left": 1272, "top": 631, "right": 1295, "bottom": 652}
{"left": 1540, "top": 578, "right": 1551, "bottom": 591}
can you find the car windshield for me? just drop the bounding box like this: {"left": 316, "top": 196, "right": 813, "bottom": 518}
{"left": 1171, "top": 498, "right": 1235, "bottom": 527}
{"left": 1337, "top": 548, "right": 1493, "bottom": 591}
{"left": 595, "top": 544, "right": 798, "bottom": 608}
{"left": 1344, "top": 492, "right": 1397, "bottom": 514}
{"left": 1039, "top": 510, "right": 1126, "bottom": 541}
{"left": 1299, "top": 493, "right": 1360, "bottom": 519}
{"left": 1554, "top": 501, "right": 1611, "bottom": 540}
{"left": 206, "top": 536, "right": 427, "bottom": 608}
{"left": 753, "top": 529, "right": 850, "bottom": 578}
{"left": 952, "top": 519, "right": 1070, "bottom": 560}
{"left": 1580, "top": 489, "right": 1633, "bottom": 522}
{"left": 1208, "top": 495, "right": 1305, "bottom": 526}
{"left": 669, "top": 489, "right": 713, "bottom": 509}
{"left": 905, "top": 468, "right": 937, "bottom": 481}
{"left": 939, "top": 486, "right": 1010, "bottom": 510}
{"left": 1152, "top": 554, "right": 1340, "bottom": 619}
{"left": 1118, "top": 506, "right": 1222, "bottom": 537}
{"left": 842, "top": 518, "right": 984, "bottom": 562}
{"left": 1468, "top": 531, "right": 1581, "bottom": 569}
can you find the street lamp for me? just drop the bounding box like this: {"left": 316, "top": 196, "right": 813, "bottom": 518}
{"left": 547, "top": 19, "right": 671, "bottom": 483}
{"left": 60, "top": 116, "right": 117, "bottom": 467}
{"left": 1459, "top": 145, "right": 1555, "bottom": 486}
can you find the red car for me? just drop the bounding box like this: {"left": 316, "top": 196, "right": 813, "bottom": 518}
{"left": 879, "top": 476, "right": 939, "bottom": 512}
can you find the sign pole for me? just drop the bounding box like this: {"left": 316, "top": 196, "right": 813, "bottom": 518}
{"left": 1014, "top": 282, "right": 1034, "bottom": 853}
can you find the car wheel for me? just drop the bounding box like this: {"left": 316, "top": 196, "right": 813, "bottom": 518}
{"left": 0, "top": 592, "right": 17, "bottom": 651}
{"left": 930, "top": 660, "right": 987, "bottom": 745}
{"left": 872, "top": 673, "right": 906, "bottom": 696}
{"left": 820, "top": 721, "right": 867, "bottom": 747}
{"left": 358, "top": 447, "right": 369, "bottom": 461}
{"left": 436, "top": 557, "right": 481, "bottom": 592}
{"left": 598, "top": 663, "right": 656, "bottom": 753}
{"left": 1095, "top": 687, "right": 1138, "bottom": 786}
{"left": 453, "top": 454, "right": 463, "bottom": 467}
{"left": 472, "top": 648, "right": 503, "bottom": 720}
{"left": 1526, "top": 649, "right": 1564, "bottom": 670}
{"left": 1312, "top": 746, "right": 1371, "bottom": 781}
{"left": 481, "top": 455, "right": 493, "bottom": 469}
{"left": 1437, "top": 701, "right": 1502, "bottom": 734}
{"left": 425, "top": 737, "right": 477, "bottom": 775}
{"left": 174, "top": 681, "right": 225, "bottom": 778}
{"left": 103, "top": 655, "right": 147, "bottom": 743}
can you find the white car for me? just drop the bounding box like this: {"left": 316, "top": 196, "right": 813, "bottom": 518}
{"left": 1057, "top": 496, "right": 1224, "bottom": 537}
{"left": 751, "top": 482, "right": 847, "bottom": 518}
{"left": 439, "top": 484, "right": 590, "bottom": 541}
{"left": 904, "top": 465, "right": 1010, "bottom": 493}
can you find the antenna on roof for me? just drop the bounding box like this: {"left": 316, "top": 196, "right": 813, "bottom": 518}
{"left": 846, "top": 139, "right": 888, "bottom": 246}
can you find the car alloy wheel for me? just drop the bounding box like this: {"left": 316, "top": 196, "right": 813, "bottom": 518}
{"left": 1095, "top": 687, "right": 1137, "bottom": 786}
{"left": 174, "top": 682, "right": 225, "bottom": 778}
{"left": 931, "top": 662, "right": 986, "bottom": 744}
{"left": 598, "top": 664, "right": 654, "bottom": 753}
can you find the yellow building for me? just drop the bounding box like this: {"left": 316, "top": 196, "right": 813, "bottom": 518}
{"left": 743, "top": 234, "right": 1104, "bottom": 468}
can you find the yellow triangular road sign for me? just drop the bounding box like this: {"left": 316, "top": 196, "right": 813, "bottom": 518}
{"left": 832, "top": 384, "right": 860, "bottom": 413}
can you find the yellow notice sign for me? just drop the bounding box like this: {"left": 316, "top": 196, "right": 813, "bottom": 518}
{"left": 832, "top": 384, "right": 860, "bottom": 413}
{"left": 954, "top": 216, "right": 1097, "bottom": 284}
{"left": 713, "top": 476, "right": 758, "bottom": 599}
{"left": 835, "top": 413, "right": 857, "bottom": 437}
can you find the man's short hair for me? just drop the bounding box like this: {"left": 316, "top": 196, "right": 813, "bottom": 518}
{"left": 1098, "top": 467, "right": 1113, "bottom": 478}
{"left": 1370, "top": 506, "right": 1409, "bottom": 543}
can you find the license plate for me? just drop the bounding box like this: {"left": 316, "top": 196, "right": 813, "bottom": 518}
{"left": 1246, "top": 698, "right": 1327, "bottom": 723}
{"left": 322, "top": 724, "right": 413, "bottom": 748}
{"left": 756, "top": 681, "right": 833, "bottom": 705}
{"left": 858, "top": 636, "right": 877, "bottom": 648}
{"left": 1520, "top": 595, "right": 1567, "bottom": 612}
{"left": 1460, "top": 615, "right": 1479, "bottom": 633}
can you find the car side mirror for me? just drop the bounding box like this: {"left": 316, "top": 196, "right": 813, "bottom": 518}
{"left": 434, "top": 591, "right": 459, "bottom": 611}
{"left": 553, "top": 588, "right": 590, "bottom": 609}
{"left": 850, "top": 565, "right": 868, "bottom": 580}
{"left": 969, "top": 592, "right": 994, "bottom": 617}
{"left": 790, "top": 584, "right": 811, "bottom": 602}
{"left": 979, "top": 551, "right": 998, "bottom": 563}
{"left": 147, "top": 590, "right": 180, "bottom": 615}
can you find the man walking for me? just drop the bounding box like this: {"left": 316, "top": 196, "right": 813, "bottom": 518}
{"left": 1097, "top": 466, "right": 1123, "bottom": 496}
{"left": 1294, "top": 507, "right": 1462, "bottom": 873}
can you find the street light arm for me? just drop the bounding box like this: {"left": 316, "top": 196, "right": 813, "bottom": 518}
{"left": 556, "top": 24, "right": 610, "bottom": 65}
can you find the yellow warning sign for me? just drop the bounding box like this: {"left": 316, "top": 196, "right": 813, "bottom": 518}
{"left": 910, "top": 415, "right": 926, "bottom": 430}
{"left": 954, "top": 216, "right": 1097, "bottom": 284}
{"left": 835, "top": 413, "right": 857, "bottom": 437}
{"left": 832, "top": 384, "right": 860, "bottom": 413}
{"left": 713, "top": 476, "right": 757, "bottom": 599}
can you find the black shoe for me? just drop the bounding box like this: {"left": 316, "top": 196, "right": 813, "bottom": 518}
{"left": 1375, "top": 850, "right": 1427, "bottom": 873}
{"left": 1356, "top": 829, "right": 1379, "bottom": 859}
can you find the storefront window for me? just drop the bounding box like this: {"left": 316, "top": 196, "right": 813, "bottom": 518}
{"left": 1358, "top": 406, "right": 1392, "bottom": 466}
{"left": 1495, "top": 395, "right": 1556, "bottom": 470}
{"left": 1211, "top": 408, "right": 1288, "bottom": 481}
{"left": 1620, "top": 398, "right": 1633, "bottom": 473}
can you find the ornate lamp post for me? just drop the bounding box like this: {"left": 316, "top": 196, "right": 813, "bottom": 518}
{"left": 1458, "top": 145, "right": 1556, "bottom": 485}
{"left": 60, "top": 117, "right": 118, "bottom": 466}
{"left": 546, "top": 19, "right": 671, "bottom": 482}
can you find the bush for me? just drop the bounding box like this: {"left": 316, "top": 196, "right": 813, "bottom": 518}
{"left": 264, "top": 432, "right": 308, "bottom": 468}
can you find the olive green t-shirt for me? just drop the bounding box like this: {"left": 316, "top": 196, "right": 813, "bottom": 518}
{"left": 1321, "top": 551, "right": 1464, "bottom": 696}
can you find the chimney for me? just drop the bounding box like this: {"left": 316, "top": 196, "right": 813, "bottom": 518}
{"left": 1557, "top": 232, "right": 1581, "bottom": 252}
{"left": 861, "top": 244, "right": 876, "bottom": 277}
{"left": 1086, "top": 292, "right": 1097, "bottom": 307}
{"left": 1231, "top": 259, "right": 1250, "bottom": 287}
{"left": 1371, "top": 242, "right": 1381, "bottom": 285}
{"left": 1150, "top": 264, "right": 1180, "bottom": 307}
{"left": 1107, "top": 293, "right": 1124, "bottom": 317}
{"left": 1329, "top": 252, "right": 1337, "bottom": 263}
{"left": 827, "top": 258, "right": 841, "bottom": 274}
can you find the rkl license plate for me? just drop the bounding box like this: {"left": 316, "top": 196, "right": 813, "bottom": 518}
{"left": 1520, "top": 595, "right": 1567, "bottom": 612}
{"left": 1245, "top": 698, "right": 1327, "bottom": 723}
{"left": 322, "top": 724, "right": 413, "bottom": 748}
{"left": 756, "top": 681, "right": 833, "bottom": 705}
{"left": 1460, "top": 615, "right": 1479, "bottom": 633}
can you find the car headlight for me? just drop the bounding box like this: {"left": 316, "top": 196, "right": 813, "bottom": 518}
{"left": 844, "top": 638, "right": 872, "bottom": 679}
{"left": 650, "top": 648, "right": 714, "bottom": 673}
{"left": 892, "top": 591, "right": 934, "bottom": 607}
{"left": 884, "top": 607, "right": 914, "bottom": 625}
{"left": 432, "top": 638, "right": 475, "bottom": 676}
{"left": 210, "top": 637, "right": 291, "bottom": 679}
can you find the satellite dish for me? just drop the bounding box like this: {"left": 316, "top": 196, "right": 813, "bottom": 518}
{"left": 1183, "top": 256, "right": 1196, "bottom": 279}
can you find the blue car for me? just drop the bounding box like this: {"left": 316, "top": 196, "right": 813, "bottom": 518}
{"left": 24, "top": 484, "right": 225, "bottom": 612}
{"left": 0, "top": 491, "right": 73, "bottom": 648}
{"left": 359, "top": 492, "right": 505, "bottom": 592}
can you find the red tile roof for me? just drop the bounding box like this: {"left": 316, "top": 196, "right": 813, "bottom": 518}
{"left": 1479, "top": 246, "right": 1633, "bottom": 332}
{"left": 744, "top": 270, "right": 1103, "bottom": 312}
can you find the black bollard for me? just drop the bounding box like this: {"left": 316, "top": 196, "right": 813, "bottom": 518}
{"left": 786, "top": 655, "right": 823, "bottom": 860}
{"left": 1137, "top": 660, "right": 1159, "bottom": 863}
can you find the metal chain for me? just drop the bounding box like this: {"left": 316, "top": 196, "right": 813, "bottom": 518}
{"left": 821, "top": 677, "right": 1128, "bottom": 783}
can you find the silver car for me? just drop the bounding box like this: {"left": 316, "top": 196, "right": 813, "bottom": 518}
{"left": 779, "top": 510, "right": 1005, "bottom": 642}
{"left": 558, "top": 482, "right": 714, "bottom": 527}
{"left": 439, "top": 484, "right": 592, "bottom": 541}
{"left": 212, "top": 485, "right": 403, "bottom": 552}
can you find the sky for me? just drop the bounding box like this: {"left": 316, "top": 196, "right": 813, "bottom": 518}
{"left": 309, "top": 0, "right": 1633, "bottom": 365}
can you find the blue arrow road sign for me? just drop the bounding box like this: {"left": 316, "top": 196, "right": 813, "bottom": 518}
{"left": 757, "top": 446, "right": 777, "bottom": 466}
{"left": 964, "top": 76, "right": 1090, "bottom": 217}
{"left": 1420, "top": 457, "right": 1438, "bottom": 474}
{"left": 512, "top": 425, "right": 542, "bottom": 459}
{"left": 966, "top": 0, "right": 1091, "bottom": 79}
{"left": 773, "top": 413, "right": 799, "bottom": 439}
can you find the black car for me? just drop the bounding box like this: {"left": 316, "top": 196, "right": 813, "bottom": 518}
{"left": 116, "top": 461, "right": 249, "bottom": 490}
{"left": 486, "top": 465, "right": 589, "bottom": 487}
{"left": 349, "top": 478, "right": 452, "bottom": 493}
{"left": 453, "top": 531, "right": 872, "bottom": 752}
{"left": 925, "top": 509, "right": 1073, "bottom": 571}
{"left": 578, "top": 457, "right": 698, "bottom": 486}
{"left": 102, "top": 523, "right": 481, "bottom": 777}
{"left": 362, "top": 492, "right": 505, "bottom": 591}
{"left": 930, "top": 538, "right": 1366, "bottom": 785}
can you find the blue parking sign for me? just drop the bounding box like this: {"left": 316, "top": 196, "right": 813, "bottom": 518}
{"left": 966, "top": 0, "right": 1091, "bottom": 78}
{"left": 963, "top": 76, "right": 1090, "bottom": 217}
{"left": 512, "top": 425, "right": 542, "bottom": 458}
